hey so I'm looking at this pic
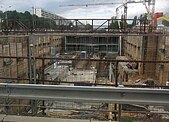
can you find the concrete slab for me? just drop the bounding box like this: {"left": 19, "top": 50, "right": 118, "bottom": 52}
{"left": 63, "top": 69, "right": 97, "bottom": 83}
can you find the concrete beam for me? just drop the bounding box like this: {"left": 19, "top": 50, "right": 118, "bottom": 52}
{"left": 0, "top": 83, "right": 169, "bottom": 105}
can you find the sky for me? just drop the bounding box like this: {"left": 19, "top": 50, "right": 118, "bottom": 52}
{"left": 0, "top": 0, "right": 168, "bottom": 19}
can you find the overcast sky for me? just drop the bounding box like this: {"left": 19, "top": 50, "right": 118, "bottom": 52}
{"left": 0, "top": 0, "right": 168, "bottom": 19}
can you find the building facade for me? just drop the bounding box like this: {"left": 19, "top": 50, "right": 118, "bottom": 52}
{"left": 33, "top": 8, "right": 71, "bottom": 25}
{"left": 65, "top": 36, "right": 119, "bottom": 58}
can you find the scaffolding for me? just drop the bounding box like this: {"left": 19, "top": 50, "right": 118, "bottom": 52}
{"left": 0, "top": 17, "right": 169, "bottom": 121}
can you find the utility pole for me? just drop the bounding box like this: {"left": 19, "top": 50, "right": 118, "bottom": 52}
{"left": 29, "top": 35, "right": 37, "bottom": 115}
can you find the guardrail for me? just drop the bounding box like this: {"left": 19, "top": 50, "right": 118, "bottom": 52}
{"left": 0, "top": 83, "right": 169, "bottom": 105}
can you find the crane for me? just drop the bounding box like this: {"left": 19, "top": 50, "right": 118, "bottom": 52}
{"left": 148, "top": 0, "right": 155, "bottom": 24}
{"left": 59, "top": 2, "right": 122, "bottom": 7}
{"left": 115, "top": 0, "right": 155, "bottom": 27}
{"left": 116, "top": 0, "right": 150, "bottom": 19}
{"left": 59, "top": 0, "right": 154, "bottom": 21}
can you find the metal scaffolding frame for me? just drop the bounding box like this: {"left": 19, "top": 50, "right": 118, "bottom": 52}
{"left": 0, "top": 33, "right": 169, "bottom": 121}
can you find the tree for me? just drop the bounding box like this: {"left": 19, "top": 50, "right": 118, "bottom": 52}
{"left": 140, "top": 13, "right": 148, "bottom": 25}
{"left": 162, "top": 20, "right": 169, "bottom": 27}
{"left": 86, "top": 24, "right": 92, "bottom": 30}
{"left": 131, "top": 16, "right": 137, "bottom": 27}
{"left": 110, "top": 19, "right": 119, "bottom": 29}
{"left": 120, "top": 15, "right": 128, "bottom": 29}
{"left": 0, "top": 10, "right": 58, "bottom": 30}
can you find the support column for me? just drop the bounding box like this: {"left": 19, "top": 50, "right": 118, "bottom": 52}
{"left": 28, "top": 34, "right": 37, "bottom": 115}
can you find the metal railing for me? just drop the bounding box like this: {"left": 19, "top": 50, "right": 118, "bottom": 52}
{"left": 0, "top": 34, "right": 169, "bottom": 121}
{"left": 0, "top": 18, "right": 155, "bottom": 34}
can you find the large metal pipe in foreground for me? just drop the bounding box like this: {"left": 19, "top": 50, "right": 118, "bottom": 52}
{"left": 0, "top": 83, "right": 169, "bottom": 105}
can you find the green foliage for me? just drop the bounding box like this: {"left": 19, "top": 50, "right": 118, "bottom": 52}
{"left": 1, "top": 10, "right": 57, "bottom": 30}
{"left": 140, "top": 13, "right": 148, "bottom": 25}
{"left": 162, "top": 20, "right": 169, "bottom": 27}
{"left": 110, "top": 15, "right": 128, "bottom": 29}
{"left": 86, "top": 23, "right": 92, "bottom": 30}
{"left": 110, "top": 20, "right": 119, "bottom": 29}
{"left": 132, "top": 16, "right": 137, "bottom": 27}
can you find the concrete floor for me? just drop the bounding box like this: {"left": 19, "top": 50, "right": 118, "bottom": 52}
{"left": 63, "top": 69, "right": 97, "bottom": 83}
{"left": 0, "top": 114, "right": 110, "bottom": 122}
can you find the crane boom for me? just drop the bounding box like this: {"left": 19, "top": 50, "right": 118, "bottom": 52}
{"left": 116, "top": 0, "right": 149, "bottom": 19}
{"left": 60, "top": 0, "right": 148, "bottom": 7}
{"left": 59, "top": 2, "right": 122, "bottom": 7}
{"left": 60, "top": 0, "right": 155, "bottom": 25}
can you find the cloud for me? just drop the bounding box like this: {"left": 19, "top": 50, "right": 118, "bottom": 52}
{"left": 0, "top": 0, "right": 168, "bottom": 19}
{"left": 61, "top": 5, "right": 117, "bottom": 19}
{"left": 59, "top": 0, "right": 169, "bottom": 19}
{"left": 156, "top": 0, "right": 169, "bottom": 13}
